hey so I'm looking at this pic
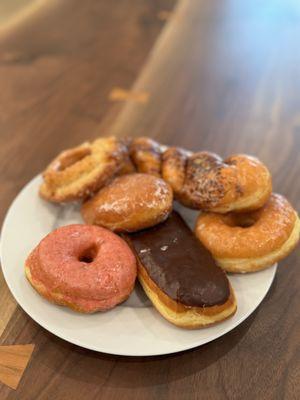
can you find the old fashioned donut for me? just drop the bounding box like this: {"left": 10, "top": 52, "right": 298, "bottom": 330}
{"left": 129, "top": 137, "right": 163, "bottom": 177}
{"left": 162, "top": 151, "right": 272, "bottom": 213}
{"left": 195, "top": 194, "right": 300, "bottom": 273}
{"left": 25, "top": 224, "right": 137, "bottom": 312}
{"left": 81, "top": 173, "right": 173, "bottom": 232}
{"left": 39, "top": 137, "right": 128, "bottom": 203}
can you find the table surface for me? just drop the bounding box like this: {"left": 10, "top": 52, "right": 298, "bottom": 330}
{"left": 0, "top": 0, "right": 300, "bottom": 399}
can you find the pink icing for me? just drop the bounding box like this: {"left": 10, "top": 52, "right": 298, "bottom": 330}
{"left": 27, "top": 224, "right": 137, "bottom": 311}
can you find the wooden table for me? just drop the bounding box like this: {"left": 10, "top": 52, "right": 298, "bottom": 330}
{"left": 0, "top": 0, "right": 300, "bottom": 398}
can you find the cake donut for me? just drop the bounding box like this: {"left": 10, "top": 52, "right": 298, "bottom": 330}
{"left": 126, "top": 211, "right": 237, "bottom": 328}
{"left": 195, "top": 194, "right": 300, "bottom": 273}
{"left": 162, "top": 150, "right": 272, "bottom": 213}
{"left": 39, "top": 137, "right": 128, "bottom": 202}
{"left": 25, "top": 224, "right": 137, "bottom": 312}
{"left": 81, "top": 173, "right": 173, "bottom": 232}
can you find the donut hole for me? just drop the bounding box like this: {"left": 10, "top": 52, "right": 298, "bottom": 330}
{"left": 79, "top": 244, "right": 98, "bottom": 264}
{"left": 58, "top": 147, "right": 91, "bottom": 172}
{"left": 231, "top": 213, "right": 257, "bottom": 228}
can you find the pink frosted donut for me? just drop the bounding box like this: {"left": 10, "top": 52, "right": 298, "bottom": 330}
{"left": 25, "top": 224, "right": 137, "bottom": 312}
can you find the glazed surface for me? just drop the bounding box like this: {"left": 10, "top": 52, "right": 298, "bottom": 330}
{"left": 81, "top": 173, "right": 173, "bottom": 232}
{"left": 196, "top": 194, "right": 297, "bottom": 259}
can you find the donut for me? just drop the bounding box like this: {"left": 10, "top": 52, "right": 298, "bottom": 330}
{"left": 195, "top": 194, "right": 300, "bottom": 273}
{"left": 25, "top": 224, "right": 137, "bottom": 312}
{"left": 126, "top": 211, "right": 237, "bottom": 328}
{"left": 115, "top": 136, "right": 136, "bottom": 176}
{"left": 81, "top": 173, "right": 173, "bottom": 233}
{"left": 39, "top": 137, "right": 128, "bottom": 203}
{"left": 162, "top": 150, "right": 272, "bottom": 213}
{"left": 117, "top": 154, "right": 136, "bottom": 175}
{"left": 129, "top": 137, "right": 162, "bottom": 177}
{"left": 162, "top": 147, "right": 191, "bottom": 193}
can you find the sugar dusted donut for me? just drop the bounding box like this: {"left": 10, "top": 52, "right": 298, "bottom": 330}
{"left": 162, "top": 147, "right": 191, "bottom": 193}
{"left": 39, "top": 137, "right": 128, "bottom": 203}
{"left": 195, "top": 194, "right": 300, "bottom": 273}
{"left": 81, "top": 173, "right": 173, "bottom": 232}
{"left": 162, "top": 151, "right": 272, "bottom": 213}
{"left": 25, "top": 224, "right": 137, "bottom": 312}
{"left": 39, "top": 135, "right": 273, "bottom": 215}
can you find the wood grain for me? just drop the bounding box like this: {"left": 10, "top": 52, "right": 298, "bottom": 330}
{"left": 1, "top": 0, "right": 300, "bottom": 399}
{"left": 108, "top": 87, "right": 150, "bottom": 104}
{"left": 0, "top": 0, "right": 174, "bottom": 338}
{"left": 0, "top": 345, "right": 34, "bottom": 389}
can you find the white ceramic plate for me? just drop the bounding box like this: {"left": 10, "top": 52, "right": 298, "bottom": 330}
{"left": 0, "top": 175, "right": 277, "bottom": 356}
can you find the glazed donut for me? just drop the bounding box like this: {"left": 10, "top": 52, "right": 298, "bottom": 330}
{"left": 39, "top": 137, "right": 128, "bottom": 203}
{"left": 195, "top": 194, "right": 300, "bottom": 273}
{"left": 129, "top": 137, "right": 163, "bottom": 177}
{"left": 81, "top": 173, "right": 173, "bottom": 232}
{"left": 163, "top": 151, "right": 272, "bottom": 213}
{"left": 25, "top": 224, "right": 137, "bottom": 312}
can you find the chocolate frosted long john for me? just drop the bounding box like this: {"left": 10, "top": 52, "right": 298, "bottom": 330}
{"left": 127, "top": 211, "right": 230, "bottom": 307}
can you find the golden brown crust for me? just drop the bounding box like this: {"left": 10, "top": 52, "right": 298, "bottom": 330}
{"left": 129, "top": 137, "right": 162, "bottom": 177}
{"left": 39, "top": 135, "right": 272, "bottom": 214}
{"left": 117, "top": 156, "right": 136, "bottom": 175}
{"left": 174, "top": 153, "right": 272, "bottom": 213}
{"left": 195, "top": 194, "right": 300, "bottom": 272}
{"left": 214, "top": 216, "right": 300, "bottom": 273}
{"left": 39, "top": 137, "right": 128, "bottom": 203}
{"left": 137, "top": 259, "right": 237, "bottom": 328}
{"left": 176, "top": 152, "right": 225, "bottom": 209}
{"left": 115, "top": 137, "right": 136, "bottom": 176}
{"left": 81, "top": 173, "right": 173, "bottom": 233}
{"left": 161, "top": 147, "right": 190, "bottom": 193}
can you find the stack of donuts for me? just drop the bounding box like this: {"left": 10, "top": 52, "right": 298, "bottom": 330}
{"left": 25, "top": 136, "right": 300, "bottom": 329}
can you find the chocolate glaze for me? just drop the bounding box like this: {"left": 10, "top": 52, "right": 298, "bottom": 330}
{"left": 127, "top": 211, "right": 230, "bottom": 307}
